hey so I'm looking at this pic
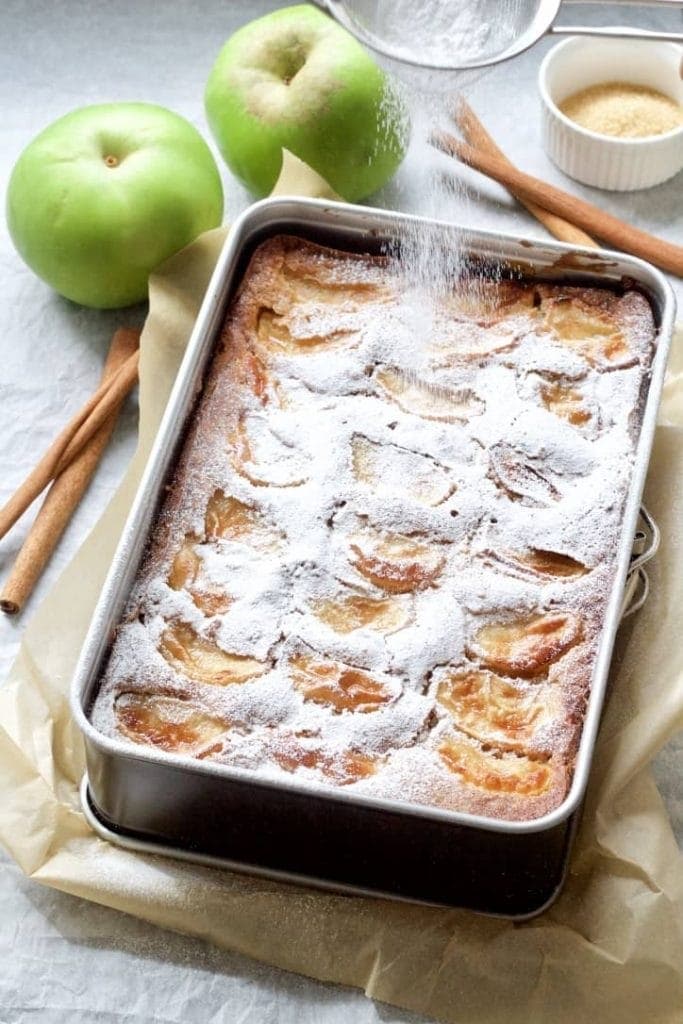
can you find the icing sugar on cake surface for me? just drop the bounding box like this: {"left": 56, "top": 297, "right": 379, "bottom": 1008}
{"left": 91, "top": 235, "right": 656, "bottom": 822}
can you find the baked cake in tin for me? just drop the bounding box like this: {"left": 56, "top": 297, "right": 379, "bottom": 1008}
{"left": 91, "top": 235, "right": 656, "bottom": 822}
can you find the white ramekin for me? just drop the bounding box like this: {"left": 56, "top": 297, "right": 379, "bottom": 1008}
{"left": 539, "top": 37, "right": 683, "bottom": 191}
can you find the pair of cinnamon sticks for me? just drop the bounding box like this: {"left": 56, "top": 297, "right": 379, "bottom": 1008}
{"left": 0, "top": 327, "right": 141, "bottom": 615}
{"left": 435, "top": 99, "right": 683, "bottom": 277}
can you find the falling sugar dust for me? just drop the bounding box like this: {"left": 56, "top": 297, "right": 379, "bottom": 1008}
{"left": 369, "top": 1, "right": 513, "bottom": 382}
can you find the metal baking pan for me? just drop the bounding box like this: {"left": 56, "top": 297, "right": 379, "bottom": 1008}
{"left": 71, "top": 197, "right": 675, "bottom": 918}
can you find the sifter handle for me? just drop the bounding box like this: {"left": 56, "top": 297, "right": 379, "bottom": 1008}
{"left": 550, "top": 24, "right": 683, "bottom": 43}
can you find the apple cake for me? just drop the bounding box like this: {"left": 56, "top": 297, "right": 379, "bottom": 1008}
{"left": 91, "top": 235, "right": 657, "bottom": 822}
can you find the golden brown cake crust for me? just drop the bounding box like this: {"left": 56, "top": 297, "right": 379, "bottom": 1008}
{"left": 92, "top": 235, "right": 657, "bottom": 823}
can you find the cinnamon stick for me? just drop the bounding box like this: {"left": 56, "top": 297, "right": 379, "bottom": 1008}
{"left": 431, "top": 130, "right": 683, "bottom": 277}
{"left": 55, "top": 350, "right": 139, "bottom": 475}
{"left": 0, "top": 346, "right": 139, "bottom": 542}
{"left": 0, "top": 327, "right": 140, "bottom": 614}
{"left": 452, "top": 100, "right": 598, "bottom": 249}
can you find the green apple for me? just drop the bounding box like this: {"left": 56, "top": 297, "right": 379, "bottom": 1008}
{"left": 204, "top": 3, "right": 408, "bottom": 201}
{"left": 6, "top": 103, "right": 224, "bottom": 309}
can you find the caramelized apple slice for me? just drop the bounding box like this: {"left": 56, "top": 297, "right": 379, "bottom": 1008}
{"left": 168, "top": 536, "right": 201, "bottom": 592}
{"left": 289, "top": 653, "right": 395, "bottom": 713}
{"left": 436, "top": 669, "right": 551, "bottom": 748}
{"left": 375, "top": 366, "right": 485, "bottom": 423}
{"left": 429, "top": 321, "right": 522, "bottom": 363}
{"left": 543, "top": 301, "right": 631, "bottom": 367}
{"left": 540, "top": 381, "right": 594, "bottom": 427}
{"left": 159, "top": 622, "right": 268, "bottom": 686}
{"left": 352, "top": 435, "right": 454, "bottom": 507}
{"left": 281, "top": 263, "right": 391, "bottom": 306}
{"left": 167, "top": 537, "right": 232, "bottom": 616}
{"left": 429, "top": 289, "right": 531, "bottom": 361}
{"left": 519, "top": 550, "right": 587, "bottom": 577}
{"left": 257, "top": 308, "right": 356, "bottom": 354}
{"left": 188, "top": 590, "right": 233, "bottom": 617}
{"left": 467, "top": 612, "right": 581, "bottom": 678}
{"left": 229, "top": 414, "right": 308, "bottom": 488}
{"left": 315, "top": 593, "right": 411, "bottom": 635}
{"left": 243, "top": 351, "right": 270, "bottom": 405}
{"left": 350, "top": 532, "right": 446, "bottom": 593}
{"left": 489, "top": 442, "right": 560, "bottom": 506}
{"left": 446, "top": 280, "right": 538, "bottom": 321}
{"left": 273, "top": 733, "right": 376, "bottom": 785}
{"left": 115, "top": 692, "right": 227, "bottom": 756}
{"left": 204, "top": 490, "right": 279, "bottom": 548}
{"left": 483, "top": 547, "right": 588, "bottom": 581}
{"left": 438, "top": 735, "right": 552, "bottom": 796}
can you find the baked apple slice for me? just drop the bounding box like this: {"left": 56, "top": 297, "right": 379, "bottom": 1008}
{"left": 446, "top": 280, "right": 538, "bottom": 321}
{"left": 257, "top": 307, "right": 357, "bottom": 354}
{"left": 375, "top": 366, "right": 484, "bottom": 423}
{"left": 167, "top": 536, "right": 201, "bottom": 591}
{"left": 351, "top": 434, "right": 454, "bottom": 507}
{"left": 467, "top": 611, "right": 582, "bottom": 678}
{"left": 159, "top": 621, "right": 268, "bottom": 686}
{"left": 115, "top": 691, "right": 227, "bottom": 757}
{"left": 438, "top": 735, "right": 552, "bottom": 796}
{"left": 230, "top": 413, "right": 308, "bottom": 488}
{"left": 289, "top": 653, "right": 396, "bottom": 713}
{"left": 281, "top": 261, "right": 392, "bottom": 306}
{"left": 542, "top": 299, "right": 632, "bottom": 368}
{"left": 436, "top": 668, "right": 552, "bottom": 748}
{"left": 482, "top": 547, "right": 588, "bottom": 582}
{"left": 272, "top": 733, "right": 376, "bottom": 784}
{"left": 167, "top": 537, "right": 232, "bottom": 616}
{"left": 314, "top": 591, "right": 411, "bottom": 635}
{"left": 540, "top": 380, "right": 595, "bottom": 428}
{"left": 242, "top": 350, "right": 271, "bottom": 405}
{"left": 350, "top": 531, "right": 446, "bottom": 594}
{"left": 429, "top": 304, "right": 527, "bottom": 363}
{"left": 204, "top": 490, "right": 279, "bottom": 548}
{"left": 488, "top": 442, "right": 561, "bottom": 506}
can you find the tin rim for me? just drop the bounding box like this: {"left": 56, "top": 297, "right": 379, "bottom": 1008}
{"left": 70, "top": 196, "right": 676, "bottom": 840}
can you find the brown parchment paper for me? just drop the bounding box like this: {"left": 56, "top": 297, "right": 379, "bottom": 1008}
{"left": 1, "top": 153, "right": 682, "bottom": 1024}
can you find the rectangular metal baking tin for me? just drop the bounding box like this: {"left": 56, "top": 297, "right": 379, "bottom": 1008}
{"left": 71, "top": 197, "right": 676, "bottom": 918}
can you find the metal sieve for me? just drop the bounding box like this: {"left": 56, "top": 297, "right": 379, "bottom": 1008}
{"left": 317, "top": 1, "right": 683, "bottom": 72}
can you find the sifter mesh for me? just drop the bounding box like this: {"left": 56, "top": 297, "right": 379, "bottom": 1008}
{"left": 325, "top": 0, "right": 683, "bottom": 74}
{"left": 331, "top": 0, "right": 553, "bottom": 70}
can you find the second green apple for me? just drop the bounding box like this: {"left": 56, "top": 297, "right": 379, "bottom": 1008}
{"left": 204, "top": 4, "right": 409, "bottom": 201}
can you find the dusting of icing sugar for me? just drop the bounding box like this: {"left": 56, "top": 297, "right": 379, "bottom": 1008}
{"left": 90, "top": 237, "right": 657, "bottom": 821}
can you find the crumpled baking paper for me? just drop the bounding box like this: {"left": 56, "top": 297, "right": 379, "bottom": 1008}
{"left": 1, "top": 151, "right": 682, "bottom": 1024}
